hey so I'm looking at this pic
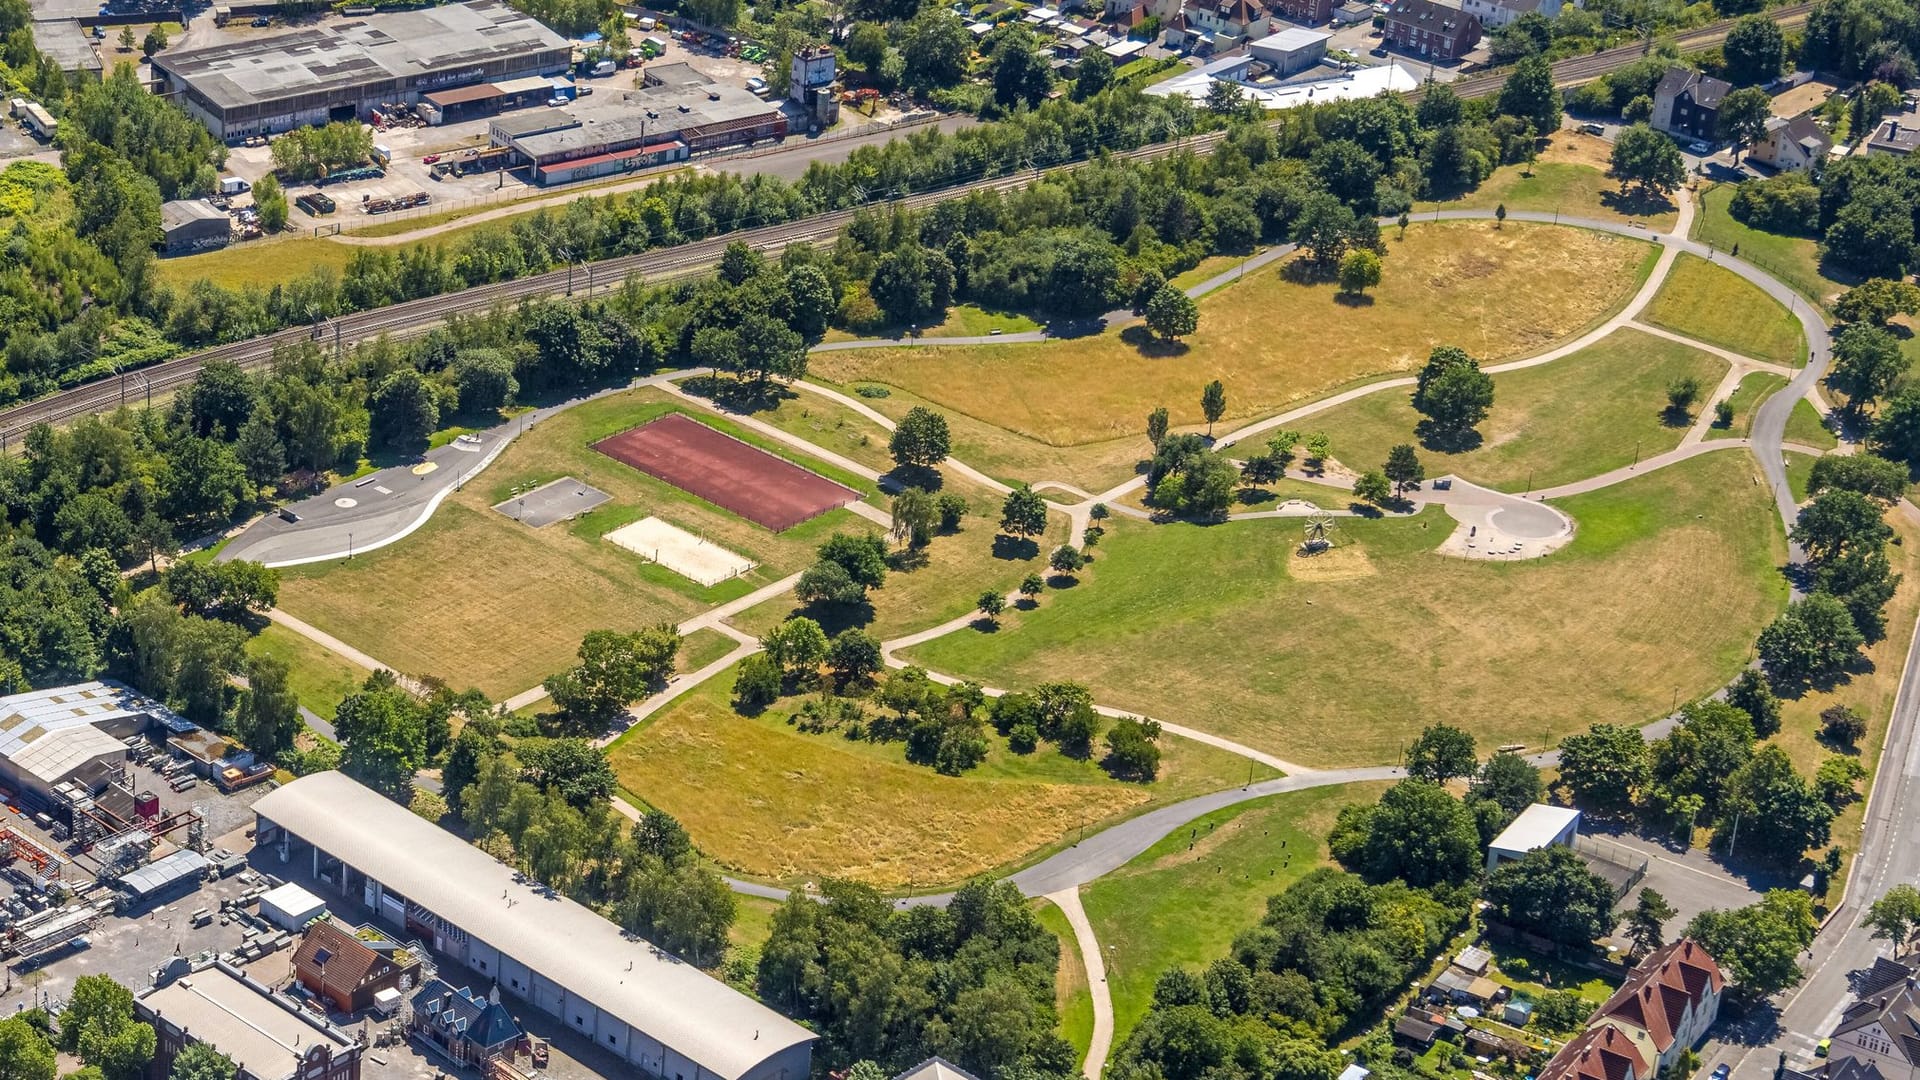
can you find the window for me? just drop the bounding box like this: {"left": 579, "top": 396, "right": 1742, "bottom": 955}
{"left": 608, "top": 1035, "right": 617, "bottom": 1045}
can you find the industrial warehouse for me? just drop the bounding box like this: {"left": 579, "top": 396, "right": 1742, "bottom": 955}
{"left": 148, "top": 0, "right": 571, "bottom": 140}
{"left": 253, "top": 772, "right": 814, "bottom": 1080}
{"left": 487, "top": 69, "right": 787, "bottom": 185}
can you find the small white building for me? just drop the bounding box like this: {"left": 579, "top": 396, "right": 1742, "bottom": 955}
{"left": 1248, "top": 26, "right": 1331, "bottom": 75}
{"left": 259, "top": 882, "right": 328, "bottom": 931}
{"left": 1486, "top": 804, "right": 1581, "bottom": 870}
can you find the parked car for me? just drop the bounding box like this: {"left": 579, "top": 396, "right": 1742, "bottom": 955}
{"left": 251, "top": 15, "right": 271, "bottom": 25}
{"left": 422, "top": 153, "right": 440, "bottom": 164}
{"left": 1579, "top": 122, "right": 1605, "bottom": 135}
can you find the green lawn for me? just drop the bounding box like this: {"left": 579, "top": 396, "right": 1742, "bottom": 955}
{"left": 820, "top": 302, "right": 1042, "bottom": 344}
{"left": 608, "top": 673, "right": 1277, "bottom": 888}
{"left": 906, "top": 451, "right": 1787, "bottom": 765}
{"left": 1786, "top": 450, "right": 1816, "bottom": 502}
{"left": 1641, "top": 253, "right": 1807, "bottom": 365}
{"left": 1786, "top": 397, "right": 1839, "bottom": 450}
{"left": 1692, "top": 183, "right": 1853, "bottom": 312}
{"left": 1082, "top": 782, "right": 1391, "bottom": 1041}
{"left": 1413, "top": 132, "right": 1679, "bottom": 230}
{"left": 1034, "top": 899, "right": 1096, "bottom": 1065}
{"left": 245, "top": 622, "right": 370, "bottom": 721}
{"left": 678, "top": 628, "right": 740, "bottom": 674}
{"left": 1311, "top": 327, "right": 1725, "bottom": 490}
{"left": 1705, "top": 371, "right": 1787, "bottom": 441}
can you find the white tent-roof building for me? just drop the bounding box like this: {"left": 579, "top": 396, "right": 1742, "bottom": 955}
{"left": 0, "top": 682, "right": 186, "bottom": 803}
{"left": 253, "top": 772, "right": 813, "bottom": 1080}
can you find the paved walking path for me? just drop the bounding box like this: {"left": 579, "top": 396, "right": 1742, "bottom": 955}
{"left": 1049, "top": 887, "right": 1115, "bottom": 1080}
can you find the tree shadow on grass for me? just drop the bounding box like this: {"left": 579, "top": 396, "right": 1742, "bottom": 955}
{"left": 1414, "top": 420, "right": 1484, "bottom": 454}
{"left": 993, "top": 535, "right": 1040, "bottom": 561}
{"left": 680, "top": 373, "right": 793, "bottom": 414}
{"left": 883, "top": 463, "right": 943, "bottom": 494}
{"left": 1045, "top": 573, "right": 1081, "bottom": 589}
{"left": 1599, "top": 187, "right": 1677, "bottom": 219}
{"left": 1237, "top": 487, "right": 1278, "bottom": 507}
{"left": 968, "top": 617, "right": 1002, "bottom": 633}
{"left": 1660, "top": 405, "right": 1694, "bottom": 428}
{"left": 1332, "top": 292, "right": 1375, "bottom": 309}
{"left": 1118, "top": 325, "right": 1190, "bottom": 358}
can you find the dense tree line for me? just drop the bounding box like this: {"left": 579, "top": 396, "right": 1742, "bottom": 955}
{"left": 758, "top": 877, "right": 1076, "bottom": 1079}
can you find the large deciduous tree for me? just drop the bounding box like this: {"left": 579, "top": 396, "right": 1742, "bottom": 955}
{"left": 1484, "top": 846, "right": 1617, "bottom": 946}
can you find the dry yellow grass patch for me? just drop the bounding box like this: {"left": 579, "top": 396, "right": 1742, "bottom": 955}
{"left": 1287, "top": 543, "right": 1377, "bottom": 581}
{"left": 813, "top": 223, "right": 1654, "bottom": 450}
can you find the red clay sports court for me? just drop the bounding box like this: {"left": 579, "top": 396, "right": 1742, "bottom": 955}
{"left": 592, "top": 413, "right": 860, "bottom": 531}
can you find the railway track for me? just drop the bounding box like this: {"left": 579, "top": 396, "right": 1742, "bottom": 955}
{"left": 0, "top": 2, "right": 1810, "bottom": 444}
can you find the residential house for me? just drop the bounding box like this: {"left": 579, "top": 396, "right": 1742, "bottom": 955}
{"left": 1819, "top": 954, "right": 1920, "bottom": 1080}
{"left": 1380, "top": 0, "right": 1481, "bottom": 61}
{"left": 1865, "top": 110, "right": 1920, "bottom": 156}
{"left": 1788, "top": 1058, "right": 1895, "bottom": 1080}
{"left": 1590, "top": 939, "right": 1726, "bottom": 1075}
{"left": 1166, "top": 0, "right": 1269, "bottom": 49}
{"left": 1749, "top": 114, "right": 1831, "bottom": 172}
{"left": 1269, "top": 0, "right": 1335, "bottom": 27}
{"left": 1536, "top": 1024, "right": 1654, "bottom": 1080}
{"left": 408, "top": 979, "right": 521, "bottom": 1068}
{"left": 292, "top": 920, "right": 421, "bottom": 1015}
{"left": 1459, "top": 0, "right": 1575, "bottom": 29}
{"left": 1651, "top": 67, "right": 1732, "bottom": 142}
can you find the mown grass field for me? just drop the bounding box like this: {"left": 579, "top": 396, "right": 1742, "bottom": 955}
{"left": 1706, "top": 371, "right": 1787, "bottom": 441}
{"left": 277, "top": 390, "right": 872, "bottom": 697}
{"left": 1311, "top": 327, "right": 1726, "bottom": 490}
{"left": 1692, "top": 183, "right": 1852, "bottom": 311}
{"left": 907, "top": 451, "right": 1787, "bottom": 765}
{"left": 1413, "top": 133, "right": 1679, "bottom": 230}
{"left": 1787, "top": 398, "right": 1839, "bottom": 449}
{"left": 607, "top": 674, "right": 1277, "bottom": 888}
{"left": 821, "top": 302, "right": 1043, "bottom": 344}
{"left": 678, "top": 628, "right": 740, "bottom": 674}
{"left": 1642, "top": 253, "right": 1807, "bottom": 365}
{"left": 813, "top": 223, "right": 1657, "bottom": 477}
{"left": 1082, "top": 782, "right": 1390, "bottom": 1041}
{"left": 1034, "top": 899, "right": 1096, "bottom": 1064}
{"left": 244, "top": 622, "right": 369, "bottom": 721}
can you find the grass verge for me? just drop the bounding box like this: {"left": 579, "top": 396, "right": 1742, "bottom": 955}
{"left": 245, "top": 622, "right": 369, "bottom": 721}
{"left": 1705, "top": 372, "right": 1787, "bottom": 441}
{"left": 1034, "top": 899, "right": 1096, "bottom": 1065}
{"left": 1786, "top": 397, "right": 1839, "bottom": 450}
{"left": 1641, "top": 253, "right": 1807, "bottom": 365}
{"left": 1691, "top": 183, "right": 1852, "bottom": 311}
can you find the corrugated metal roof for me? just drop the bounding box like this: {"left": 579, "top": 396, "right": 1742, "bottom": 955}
{"left": 254, "top": 773, "right": 813, "bottom": 1080}
{"left": 0, "top": 681, "right": 184, "bottom": 784}
{"left": 118, "top": 849, "right": 211, "bottom": 898}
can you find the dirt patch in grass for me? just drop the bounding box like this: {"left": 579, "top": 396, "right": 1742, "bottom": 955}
{"left": 906, "top": 451, "right": 1786, "bottom": 765}
{"left": 812, "top": 222, "right": 1655, "bottom": 454}
{"left": 607, "top": 675, "right": 1265, "bottom": 888}
{"left": 1642, "top": 253, "right": 1807, "bottom": 365}
{"left": 277, "top": 389, "right": 868, "bottom": 697}
{"left": 1313, "top": 327, "right": 1726, "bottom": 490}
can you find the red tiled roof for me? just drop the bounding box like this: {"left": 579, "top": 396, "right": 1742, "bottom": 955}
{"left": 1540, "top": 1025, "right": 1652, "bottom": 1080}
{"left": 293, "top": 921, "right": 393, "bottom": 1001}
{"left": 1594, "top": 939, "right": 1725, "bottom": 1053}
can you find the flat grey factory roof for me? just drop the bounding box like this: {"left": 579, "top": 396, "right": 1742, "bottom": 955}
{"left": 32, "top": 20, "right": 102, "bottom": 73}
{"left": 140, "top": 965, "right": 353, "bottom": 1077}
{"left": 117, "top": 849, "right": 211, "bottom": 898}
{"left": 151, "top": 0, "right": 568, "bottom": 111}
{"left": 254, "top": 773, "right": 813, "bottom": 1080}
{"left": 512, "top": 83, "right": 775, "bottom": 158}
{"left": 161, "top": 199, "right": 228, "bottom": 229}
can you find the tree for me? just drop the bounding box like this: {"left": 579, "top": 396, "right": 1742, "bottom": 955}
{"left": 977, "top": 590, "right": 1006, "bottom": 623}
{"left": 1104, "top": 716, "right": 1162, "bottom": 781}
{"left": 1791, "top": 489, "right": 1892, "bottom": 564}
{"left": 1497, "top": 56, "right": 1562, "bottom": 138}
{"left": 1875, "top": 386, "right": 1920, "bottom": 467}
{"left": 1830, "top": 323, "right": 1907, "bottom": 414}
{"left": 1727, "top": 668, "right": 1783, "bottom": 738}
{"left": 1533, "top": 990, "right": 1592, "bottom": 1034}
{"left": 168, "top": 1044, "right": 234, "bottom": 1080}
{"left": 796, "top": 559, "right": 865, "bottom": 608}
{"left": 1722, "top": 16, "right": 1787, "bottom": 85}
{"left": 828, "top": 628, "right": 883, "bottom": 686}
{"left": 1338, "top": 248, "right": 1382, "bottom": 296}
{"left": 761, "top": 616, "right": 830, "bottom": 678}
{"left": 1666, "top": 375, "right": 1702, "bottom": 417}
{"left": 1198, "top": 380, "right": 1229, "bottom": 437}
{"left": 236, "top": 653, "right": 301, "bottom": 761}
{"left": 1835, "top": 279, "right": 1920, "bottom": 326}
{"left": 1405, "top": 723, "right": 1477, "bottom": 783}
{"left": 1717, "top": 86, "right": 1775, "bottom": 154}
{"left": 1019, "top": 573, "right": 1044, "bottom": 603}
{"left": 1144, "top": 284, "right": 1199, "bottom": 343}
{"left": 1758, "top": 592, "right": 1865, "bottom": 684}
{"left": 1817, "top": 755, "right": 1868, "bottom": 809}
{"left": 367, "top": 369, "right": 439, "bottom": 452}
{"left": 234, "top": 410, "right": 285, "bottom": 487}
{"left": 1821, "top": 703, "right": 1868, "bottom": 747}
{"left": 516, "top": 737, "right": 616, "bottom": 808}
{"left": 818, "top": 532, "right": 888, "bottom": 591}
{"left": 1719, "top": 745, "right": 1837, "bottom": 866}
{"left": 1330, "top": 780, "right": 1482, "bottom": 887}
{"left": 1050, "top": 544, "right": 1087, "bottom": 575}
{"left": 1411, "top": 346, "right": 1495, "bottom": 441}
{"left": 1146, "top": 406, "right": 1171, "bottom": 448}
{"left": 61, "top": 976, "right": 156, "bottom": 1080}
{"left": 732, "top": 654, "right": 782, "bottom": 712}
{"left": 454, "top": 349, "right": 518, "bottom": 415}
{"left": 252, "top": 173, "right": 288, "bottom": 234}
{"left": 991, "top": 29, "right": 1052, "bottom": 108}
{"left": 1000, "top": 485, "right": 1049, "bottom": 538}
{"left": 1685, "top": 890, "right": 1815, "bottom": 998}
{"left": 1383, "top": 443, "right": 1424, "bottom": 495}
{"left": 889, "top": 407, "right": 951, "bottom": 470}
{"left": 1610, "top": 124, "right": 1686, "bottom": 195}
{"left": 335, "top": 677, "right": 428, "bottom": 801}
{"left": 1073, "top": 46, "right": 1113, "bottom": 100}
{"left": 1558, "top": 722, "right": 1649, "bottom": 814}
{"left": 901, "top": 7, "right": 971, "bottom": 93}
{"left": 544, "top": 626, "right": 680, "bottom": 729}
{"left": 185, "top": 359, "right": 257, "bottom": 439}
{"left": 0, "top": 1014, "right": 56, "bottom": 1080}
{"left": 1474, "top": 751, "right": 1542, "bottom": 814}
{"left": 1485, "top": 846, "right": 1617, "bottom": 945}
{"left": 890, "top": 488, "right": 937, "bottom": 549}
{"left": 141, "top": 25, "right": 166, "bottom": 54}
{"left": 1809, "top": 453, "right": 1910, "bottom": 504}
{"left": 1867, "top": 884, "right": 1920, "bottom": 948}
{"left": 1628, "top": 888, "right": 1678, "bottom": 956}
{"left": 116, "top": 24, "right": 134, "bottom": 51}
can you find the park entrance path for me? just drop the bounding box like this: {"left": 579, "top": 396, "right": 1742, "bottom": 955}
{"left": 1049, "top": 888, "right": 1115, "bottom": 1080}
